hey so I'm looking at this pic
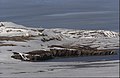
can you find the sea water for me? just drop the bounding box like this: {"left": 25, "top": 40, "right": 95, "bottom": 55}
{"left": 0, "top": 0, "right": 119, "bottom": 31}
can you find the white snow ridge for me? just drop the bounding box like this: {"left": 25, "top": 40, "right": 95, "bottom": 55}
{"left": 0, "top": 22, "right": 43, "bottom": 37}
{"left": 0, "top": 22, "right": 119, "bottom": 38}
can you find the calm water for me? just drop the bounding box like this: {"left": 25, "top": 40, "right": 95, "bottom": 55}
{"left": 0, "top": 0, "right": 119, "bottom": 31}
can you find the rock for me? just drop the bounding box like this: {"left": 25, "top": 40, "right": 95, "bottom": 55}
{"left": 11, "top": 48, "right": 117, "bottom": 61}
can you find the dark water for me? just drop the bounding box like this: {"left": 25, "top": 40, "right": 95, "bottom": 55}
{"left": 0, "top": 0, "right": 119, "bottom": 31}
